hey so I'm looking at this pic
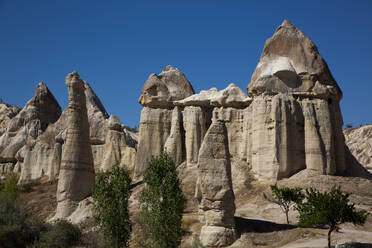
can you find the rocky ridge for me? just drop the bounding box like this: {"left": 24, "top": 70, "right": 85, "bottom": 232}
{"left": 0, "top": 20, "right": 371, "bottom": 248}
{"left": 344, "top": 125, "right": 372, "bottom": 173}
{"left": 135, "top": 20, "right": 370, "bottom": 182}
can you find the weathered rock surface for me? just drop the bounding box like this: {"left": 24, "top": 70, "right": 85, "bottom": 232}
{"left": 248, "top": 20, "right": 342, "bottom": 100}
{"left": 133, "top": 20, "right": 370, "bottom": 183}
{"left": 175, "top": 84, "right": 251, "bottom": 108}
{"left": 0, "top": 102, "right": 20, "bottom": 136}
{"left": 17, "top": 77, "right": 131, "bottom": 184}
{"left": 101, "top": 115, "right": 136, "bottom": 172}
{"left": 135, "top": 66, "right": 194, "bottom": 178}
{"left": 139, "top": 65, "right": 195, "bottom": 108}
{"left": 344, "top": 125, "right": 372, "bottom": 173}
{"left": 164, "top": 106, "right": 185, "bottom": 166}
{"left": 196, "top": 119, "right": 237, "bottom": 247}
{"left": 0, "top": 82, "right": 61, "bottom": 166}
{"left": 244, "top": 20, "right": 355, "bottom": 180}
{"left": 54, "top": 72, "right": 95, "bottom": 219}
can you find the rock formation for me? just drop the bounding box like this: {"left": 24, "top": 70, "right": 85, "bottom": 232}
{"left": 344, "top": 125, "right": 372, "bottom": 173}
{"left": 0, "top": 102, "right": 20, "bottom": 136}
{"left": 54, "top": 72, "right": 95, "bottom": 219}
{"left": 0, "top": 82, "right": 61, "bottom": 176}
{"left": 134, "top": 20, "right": 371, "bottom": 183}
{"left": 246, "top": 20, "right": 347, "bottom": 179}
{"left": 196, "top": 117, "right": 236, "bottom": 247}
{"left": 101, "top": 115, "right": 136, "bottom": 172}
{"left": 16, "top": 77, "right": 135, "bottom": 184}
{"left": 164, "top": 106, "right": 185, "bottom": 166}
{"left": 134, "top": 66, "right": 194, "bottom": 178}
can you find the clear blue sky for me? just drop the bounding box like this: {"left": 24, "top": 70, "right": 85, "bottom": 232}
{"left": 1, "top": 0, "right": 371, "bottom": 128}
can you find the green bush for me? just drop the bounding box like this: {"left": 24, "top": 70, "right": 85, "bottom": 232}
{"left": 263, "top": 184, "right": 304, "bottom": 224}
{"left": 139, "top": 153, "right": 185, "bottom": 248}
{"left": 0, "top": 173, "right": 19, "bottom": 201}
{"left": 29, "top": 220, "right": 81, "bottom": 248}
{"left": 0, "top": 194, "right": 34, "bottom": 248}
{"left": 92, "top": 164, "right": 132, "bottom": 248}
{"left": 296, "top": 186, "right": 369, "bottom": 248}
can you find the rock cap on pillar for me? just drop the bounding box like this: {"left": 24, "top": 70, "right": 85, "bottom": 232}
{"left": 138, "top": 65, "right": 195, "bottom": 107}
{"left": 248, "top": 20, "right": 342, "bottom": 100}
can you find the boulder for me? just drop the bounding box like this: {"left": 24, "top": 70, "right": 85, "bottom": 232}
{"left": 54, "top": 72, "right": 95, "bottom": 219}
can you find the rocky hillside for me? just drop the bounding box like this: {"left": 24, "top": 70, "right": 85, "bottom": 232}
{"left": 344, "top": 125, "right": 372, "bottom": 173}
{"left": 1, "top": 20, "right": 372, "bottom": 248}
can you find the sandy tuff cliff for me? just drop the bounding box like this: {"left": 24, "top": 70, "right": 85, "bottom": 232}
{"left": 54, "top": 72, "right": 95, "bottom": 219}
{"left": 134, "top": 20, "right": 371, "bottom": 182}
{"left": 344, "top": 125, "right": 372, "bottom": 173}
{"left": 0, "top": 83, "right": 61, "bottom": 176}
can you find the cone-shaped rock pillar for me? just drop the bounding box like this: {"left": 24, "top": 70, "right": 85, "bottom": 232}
{"left": 54, "top": 72, "right": 95, "bottom": 219}
{"left": 196, "top": 114, "right": 236, "bottom": 247}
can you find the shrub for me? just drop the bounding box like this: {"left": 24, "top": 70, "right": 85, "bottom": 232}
{"left": 296, "top": 186, "right": 369, "bottom": 248}
{"left": 263, "top": 184, "right": 304, "bottom": 224}
{"left": 0, "top": 194, "right": 33, "bottom": 248}
{"left": 92, "top": 164, "right": 132, "bottom": 248}
{"left": 139, "top": 153, "right": 185, "bottom": 248}
{"left": 0, "top": 173, "right": 19, "bottom": 201}
{"left": 29, "top": 220, "right": 81, "bottom": 248}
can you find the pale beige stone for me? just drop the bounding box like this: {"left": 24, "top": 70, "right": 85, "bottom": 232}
{"left": 248, "top": 20, "right": 342, "bottom": 100}
{"left": 164, "top": 106, "right": 184, "bottom": 166}
{"left": 0, "top": 82, "right": 61, "bottom": 164}
{"left": 54, "top": 72, "right": 95, "bottom": 219}
{"left": 138, "top": 65, "right": 195, "bottom": 107}
{"left": 196, "top": 119, "right": 236, "bottom": 247}
{"left": 134, "top": 107, "right": 172, "bottom": 178}
{"left": 344, "top": 125, "right": 372, "bottom": 173}
{"left": 183, "top": 106, "right": 211, "bottom": 165}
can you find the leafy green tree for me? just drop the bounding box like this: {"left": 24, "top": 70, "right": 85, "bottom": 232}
{"left": 92, "top": 164, "right": 132, "bottom": 248}
{"left": 263, "top": 184, "right": 304, "bottom": 224}
{"left": 296, "top": 186, "right": 369, "bottom": 248}
{"left": 139, "top": 153, "right": 185, "bottom": 248}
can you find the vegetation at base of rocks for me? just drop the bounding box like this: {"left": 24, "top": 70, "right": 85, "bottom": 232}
{"left": 263, "top": 184, "right": 304, "bottom": 224}
{"left": 0, "top": 174, "right": 81, "bottom": 248}
{"left": 0, "top": 172, "right": 19, "bottom": 201}
{"left": 296, "top": 186, "right": 369, "bottom": 248}
{"left": 92, "top": 164, "right": 132, "bottom": 248}
{"left": 139, "top": 153, "right": 185, "bottom": 248}
{"left": 29, "top": 220, "right": 81, "bottom": 248}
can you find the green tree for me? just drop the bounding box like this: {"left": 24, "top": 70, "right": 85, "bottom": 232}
{"left": 92, "top": 164, "right": 132, "bottom": 248}
{"left": 0, "top": 173, "right": 19, "bottom": 201}
{"left": 139, "top": 153, "right": 185, "bottom": 248}
{"left": 296, "top": 186, "right": 369, "bottom": 248}
{"left": 263, "top": 184, "right": 304, "bottom": 224}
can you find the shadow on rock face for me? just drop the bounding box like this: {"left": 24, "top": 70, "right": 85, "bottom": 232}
{"left": 234, "top": 216, "right": 297, "bottom": 234}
